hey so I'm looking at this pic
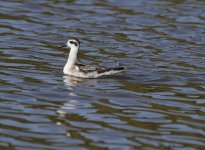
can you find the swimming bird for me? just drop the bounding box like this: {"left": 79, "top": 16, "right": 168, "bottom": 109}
{"left": 60, "top": 38, "right": 124, "bottom": 78}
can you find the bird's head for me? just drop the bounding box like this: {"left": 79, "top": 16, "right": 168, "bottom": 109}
{"left": 60, "top": 38, "right": 80, "bottom": 49}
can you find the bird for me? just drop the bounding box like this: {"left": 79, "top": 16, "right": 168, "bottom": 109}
{"left": 60, "top": 38, "right": 124, "bottom": 78}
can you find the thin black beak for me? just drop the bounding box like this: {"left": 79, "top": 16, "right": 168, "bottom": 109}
{"left": 59, "top": 44, "right": 67, "bottom": 48}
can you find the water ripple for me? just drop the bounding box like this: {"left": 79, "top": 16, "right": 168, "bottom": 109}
{"left": 1, "top": 0, "right": 205, "bottom": 149}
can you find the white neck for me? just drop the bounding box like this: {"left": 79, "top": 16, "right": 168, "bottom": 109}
{"left": 63, "top": 46, "right": 79, "bottom": 73}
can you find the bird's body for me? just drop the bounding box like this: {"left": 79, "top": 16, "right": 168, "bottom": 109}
{"left": 61, "top": 38, "right": 124, "bottom": 78}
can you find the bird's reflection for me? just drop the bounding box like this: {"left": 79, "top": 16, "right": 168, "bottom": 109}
{"left": 63, "top": 75, "right": 83, "bottom": 89}
{"left": 58, "top": 75, "right": 100, "bottom": 116}
{"left": 57, "top": 75, "right": 124, "bottom": 132}
{"left": 63, "top": 75, "right": 106, "bottom": 89}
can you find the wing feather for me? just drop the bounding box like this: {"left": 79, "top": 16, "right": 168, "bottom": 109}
{"left": 75, "top": 62, "right": 106, "bottom": 73}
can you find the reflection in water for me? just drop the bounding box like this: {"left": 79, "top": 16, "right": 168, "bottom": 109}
{"left": 63, "top": 75, "right": 83, "bottom": 89}
{"left": 57, "top": 76, "right": 84, "bottom": 116}
{"left": 57, "top": 75, "right": 101, "bottom": 121}
{"left": 57, "top": 76, "right": 81, "bottom": 117}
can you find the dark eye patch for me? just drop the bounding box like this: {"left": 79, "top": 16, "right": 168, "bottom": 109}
{"left": 69, "top": 41, "right": 78, "bottom": 46}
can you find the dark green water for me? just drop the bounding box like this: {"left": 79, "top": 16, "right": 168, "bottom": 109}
{"left": 1, "top": 0, "right": 205, "bottom": 149}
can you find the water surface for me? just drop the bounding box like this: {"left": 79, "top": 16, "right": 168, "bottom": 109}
{"left": 1, "top": 0, "right": 205, "bottom": 149}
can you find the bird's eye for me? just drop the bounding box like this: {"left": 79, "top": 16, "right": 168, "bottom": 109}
{"left": 69, "top": 41, "right": 78, "bottom": 46}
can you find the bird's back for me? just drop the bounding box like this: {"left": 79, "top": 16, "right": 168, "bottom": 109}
{"left": 74, "top": 62, "right": 124, "bottom": 78}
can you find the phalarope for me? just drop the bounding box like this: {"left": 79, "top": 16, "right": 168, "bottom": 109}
{"left": 60, "top": 38, "right": 124, "bottom": 78}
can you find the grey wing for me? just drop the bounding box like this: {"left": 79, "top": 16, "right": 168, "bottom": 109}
{"left": 76, "top": 63, "right": 106, "bottom": 73}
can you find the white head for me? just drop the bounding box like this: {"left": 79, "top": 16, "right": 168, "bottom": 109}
{"left": 61, "top": 38, "right": 80, "bottom": 49}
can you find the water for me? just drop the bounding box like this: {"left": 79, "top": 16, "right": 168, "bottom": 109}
{"left": 1, "top": 0, "right": 205, "bottom": 149}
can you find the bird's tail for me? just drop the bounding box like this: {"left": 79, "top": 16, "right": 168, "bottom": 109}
{"left": 97, "top": 66, "right": 124, "bottom": 76}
